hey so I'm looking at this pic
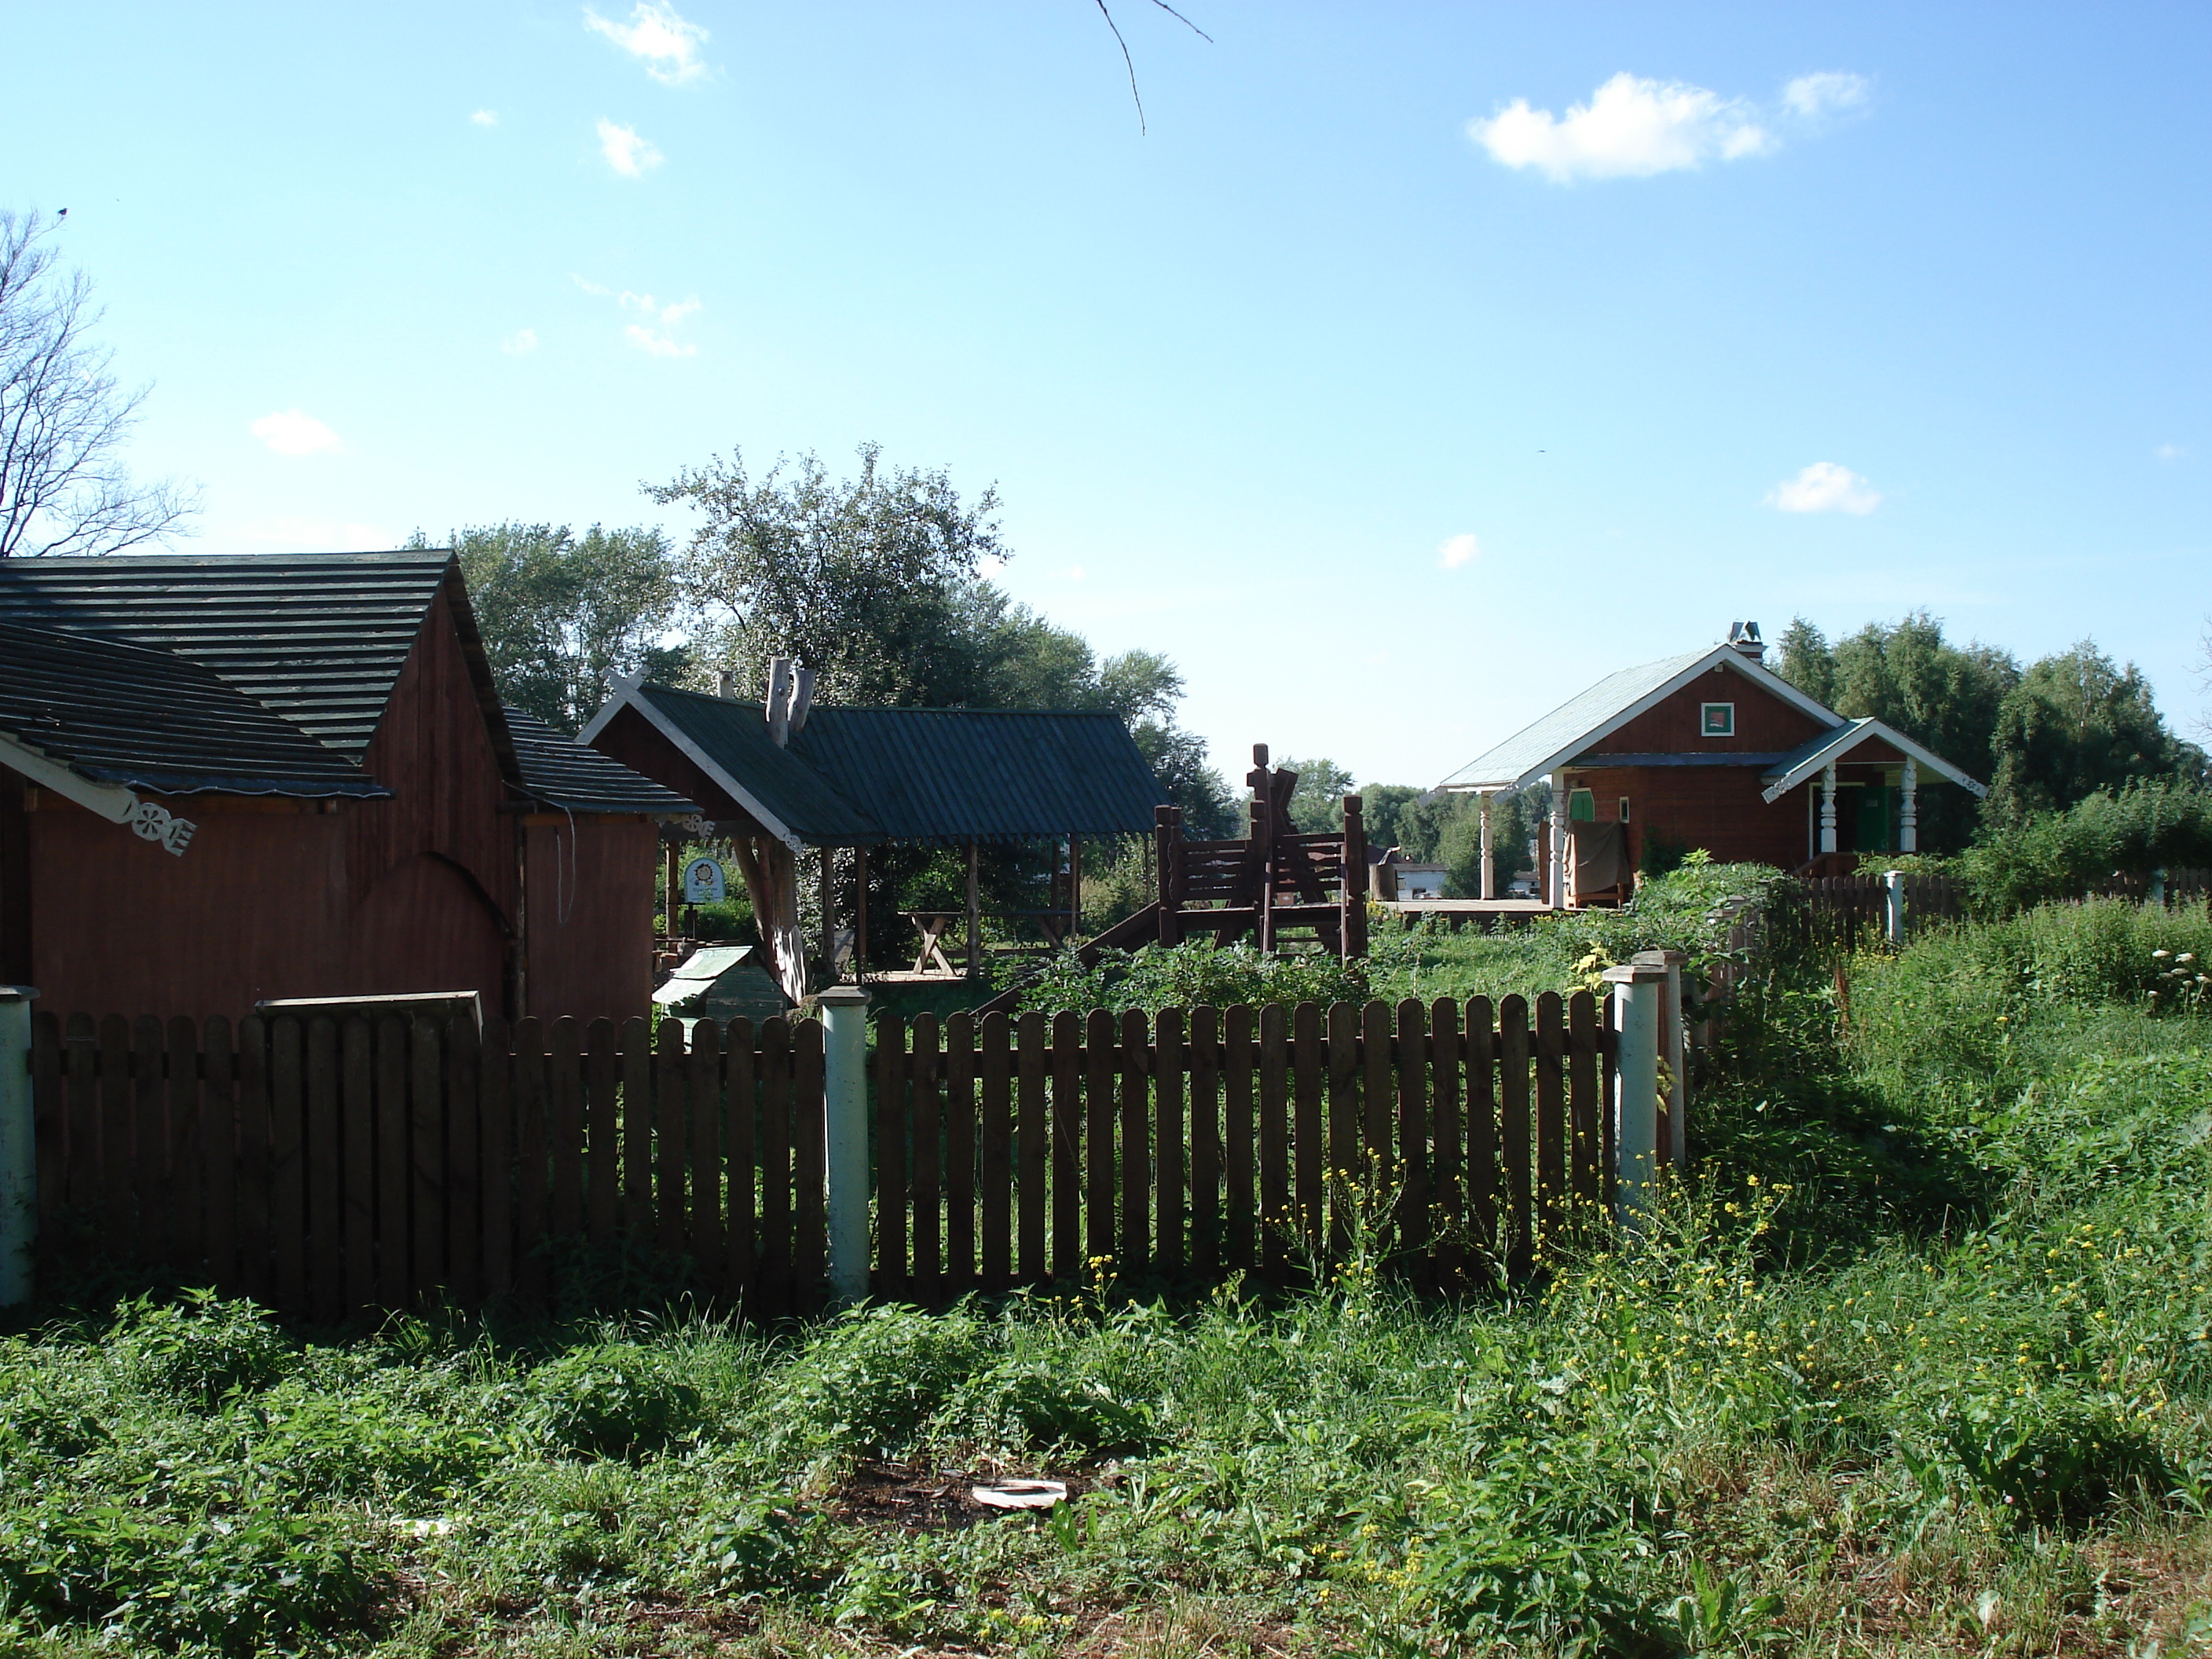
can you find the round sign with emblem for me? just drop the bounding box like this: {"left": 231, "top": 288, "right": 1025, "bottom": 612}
{"left": 682, "top": 855, "right": 727, "bottom": 905}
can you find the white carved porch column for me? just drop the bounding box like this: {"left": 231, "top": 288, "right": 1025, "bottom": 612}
{"left": 1899, "top": 759, "right": 1917, "bottom": 853}
{"left": 1819, "top": 762, "right": 1839, "bottom": 855}
{"left": 1479, "top": 791, "right": 1495, "bottom": 900}
{"left": 1549, "top": 771, "right": 1569, "bottom": 909}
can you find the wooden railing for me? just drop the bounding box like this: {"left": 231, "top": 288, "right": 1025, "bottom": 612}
{"left": 30, "top": 991, "right": 1630, "bottom": 1320}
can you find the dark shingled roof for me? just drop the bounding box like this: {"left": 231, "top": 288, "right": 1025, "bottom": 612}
{"left": 0, "top": 550, "right": 457, "bottom": 760}
{"left": 624, "top": 685, "right": 1164, "bottom": 846}
{"left": 505, "top": 707, "right": 698, "bottom": 816}
{"left": 0, "top": 620, "right": 390, "bottom": 798}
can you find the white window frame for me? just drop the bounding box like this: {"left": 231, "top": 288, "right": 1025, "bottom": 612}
{"left": 1617, "top": 797, "right": 1631, "bottom": 822}
{"left": 1699, "top": 701, "right": 1735, "bottom": 738}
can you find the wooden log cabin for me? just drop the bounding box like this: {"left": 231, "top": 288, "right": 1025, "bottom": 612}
{"left": 1433, "top": 622, "right": 1988, "bottom": 906}
{"left": 0, "top": 551, "right": 697, "bottom": 1021}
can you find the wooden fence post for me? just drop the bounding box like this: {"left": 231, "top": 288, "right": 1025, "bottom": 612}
{"left": 819, "top": 986, "right": 871, "bottom": 1302}
{"left": 0, "top": 986, "right": 34, "bottom": 1305}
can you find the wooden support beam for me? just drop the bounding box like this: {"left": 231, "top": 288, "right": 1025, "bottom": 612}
{"left": 855, "top": 846, "right": 869, "bottom": 976}
{"left": 965, "top": 840, "right": 980, "bottom": 977}
{"left": 1068, "top": 836, "right": 1081, "bottom": 943}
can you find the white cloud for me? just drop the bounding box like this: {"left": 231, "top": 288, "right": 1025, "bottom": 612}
{"left": 1438, "top": 533, "right": 1480, "bottom": 569}
{"left": 575, "top": 283, "right": 702, "bottom": 356}
{"left": 250, "top": 408, "right": 342, "bottom": 456}
{"left": 1766, "top": 461, "right": 1881, "bottom": 515}
{"left": 1782, "top": 71, "right": 1870, "bottom": 119}
{"left": 2155, "top": 442, "right": 2185, "bottom": 461}
{"left": 502, "top": 328, "right": 538, "bottom": 356}
{"left": 584, "top": 2, "right": 710, "bottom": 86}
{"left": 470, "top": 108, "right": 498, "bottom": 127}
{"left": 596, "top": 119, "right": 663, "bottom": 176}
{"left": 1058, "top": 564, "right": 1086, "bottom": 581}
{"left": 1470, "top": 72, "right": 1774, "bottom": 182}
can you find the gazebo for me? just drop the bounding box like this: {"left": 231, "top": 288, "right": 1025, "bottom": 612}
{"left": 580, "top": 661, "right": 1165, "bottom": 1001}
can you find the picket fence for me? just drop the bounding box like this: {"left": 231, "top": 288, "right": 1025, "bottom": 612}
{"left": 28, "top": 992, "right": 1634, "bottom": 1320}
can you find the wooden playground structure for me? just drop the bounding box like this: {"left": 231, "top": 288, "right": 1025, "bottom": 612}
{"left": 978, "top": 745, "right": 1369, "bottom": 1013}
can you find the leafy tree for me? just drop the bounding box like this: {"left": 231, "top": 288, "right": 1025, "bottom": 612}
{"left": 1275, "top": 756, "right": 1356, "bottom": 834}
{"left": 422, "top": 522, "right": 685, "bottom": 733}
{"left": 0, "top": 209, "right": 196, "bottom": 557}
{"left": 651, "top": 441, "right": 1007, "bottom": 708}
{"left": 1775, "top": 612, "right": 2019, "bottom": 852}
{"left": 1987, "top": 643, "right": 2204, "bottom": 817}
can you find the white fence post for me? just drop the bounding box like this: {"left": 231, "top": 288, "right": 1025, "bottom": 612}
{"left": 1883, "top": 869, "right": 1906, "bottom": 948}
{"left": 1602, "top": 964, "right": 1665, "bottom": 1229}
{"left": 1633, "top": 949, "right": 1687, "bottom": 1169}
{"left": 0, "top": 987, "right": 35, "bottom": 1306}
{"left": 816, "top": 985, "right": 872, "bottom": 1303}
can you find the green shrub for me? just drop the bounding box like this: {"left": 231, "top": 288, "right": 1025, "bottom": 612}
{"left": 1007, "top": 939, "right": 1366, "bottom": 1018}
{"left": 1964, "top": 779, "right": 2212, "bottom": 913}
{"left": 936, "top": 1352, "right": 1153, "bottom": 1456}
{"left": 783, "top": 1305, "right": 996, "bottom": 1460}
{"left": 521, "top": 1342, "right": 703, "bottom": 1459}
{"left": 0, "top": 1496, "right": 378, "bottom": 1656}
{"left": 110, "top": 1291, "right": 296, "bottom": 1407}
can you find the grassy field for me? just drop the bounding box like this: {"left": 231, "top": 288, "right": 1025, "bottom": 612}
{"left": 3, "top": 893, "right": 2210, "bottom": 1656}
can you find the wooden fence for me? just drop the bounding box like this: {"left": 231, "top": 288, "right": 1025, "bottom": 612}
{"left": 29, "top": 991, "right": 1629, "bottom": 1320}
{"left": 1789, "top": 873, "right": 1967, "bottom": 947}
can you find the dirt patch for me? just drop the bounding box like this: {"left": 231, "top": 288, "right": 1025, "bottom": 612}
{"left": 829, "top": 1459, "right": 1100, "bottom": 1533}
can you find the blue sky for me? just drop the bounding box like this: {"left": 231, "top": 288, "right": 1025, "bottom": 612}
{"left": 7, "top": 2, "right": 2208, "bottom": 787}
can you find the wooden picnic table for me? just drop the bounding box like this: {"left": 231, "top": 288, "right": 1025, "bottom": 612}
{"left": 900, "top": 909, "right": 1077, "bottom": 976}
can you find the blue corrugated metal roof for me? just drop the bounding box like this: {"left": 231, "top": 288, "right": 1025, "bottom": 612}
{"left": 626, "top": 687, "right": 1163, "bottom": 845}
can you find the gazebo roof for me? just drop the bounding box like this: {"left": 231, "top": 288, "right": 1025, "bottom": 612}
{"left": 582, "top": 682, "right": 1165, "bottom": 848}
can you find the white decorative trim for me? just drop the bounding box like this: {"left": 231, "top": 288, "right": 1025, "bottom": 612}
{"left": 0, "top": 734, "right": 138, "bottom": 824}
{"left": 577, "top": 671, "right": 647, "bottom": 745}
{"left": 618, "top": 691, "right": 807, "bottom": 853}
{"left": 1759, "top": 717, "right": 1987, "bottom": 803}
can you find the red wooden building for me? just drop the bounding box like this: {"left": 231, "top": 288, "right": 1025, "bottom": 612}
{"left": 0, "top": 551, "right": 695, "bottom": 1021}
{"left": 1434, "top": 622, "right": 1987, "bottom": 906}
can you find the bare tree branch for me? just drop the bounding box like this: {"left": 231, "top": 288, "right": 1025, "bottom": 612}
{"left": 1092, "top": 0, "right": 1211, "bottom": 135}
{"left": 0, "top": 208, "right": 199, "bottom": 558}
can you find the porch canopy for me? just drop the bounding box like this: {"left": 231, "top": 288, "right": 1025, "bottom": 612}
{"left": 582, "top": 678, "right": 1164, "bottom": 997}
{"left": 1758, "top": 717, "right": 1987, "bottom": 804}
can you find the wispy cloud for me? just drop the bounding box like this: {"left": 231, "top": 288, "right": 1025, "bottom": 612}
{"left": 1470, "top": 73, "right": 1773, "bottom": 182}
{"left": 1057, "top": 564, "right": 1086, "bottom": 581}
{"left": 1438, "top": 533, "right": 1480, "bottom": 569}
{"left": 470, "top": 108, "right": 498, "bottom": 127}
{"left": 584, "top": 2, "right": 710, "bottom": 86}
{"left": 250, "top": 408, "right": 342, "bottom": 456}
{"left": 1767, "top": 461, "right": 1881, "bottom": 515}
{"left": 2155, "top": 442, "right": 2185, "bottom": 461}
{"left": 574, "top": 278, "right": 701, "bottom": 356}
{"left": 502, "top": 328, "right": 539, "bottom": 356}
{"left": 596, "top": 119, "right": 663, "bottom": 176}
{"left": 1782, "top": 71, "right": 1870, "bottom": 119}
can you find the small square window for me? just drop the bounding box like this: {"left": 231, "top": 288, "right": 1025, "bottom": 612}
{"left": 1700, "top": 702, "right": 1735, "bottom": 737}
{"left": 1618, "top": 797, "right": 1632, "bottom": 822}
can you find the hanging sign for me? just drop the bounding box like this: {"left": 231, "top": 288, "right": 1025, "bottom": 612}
{"left": 682, "top": 855, "right": 727, "bottom": 904}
